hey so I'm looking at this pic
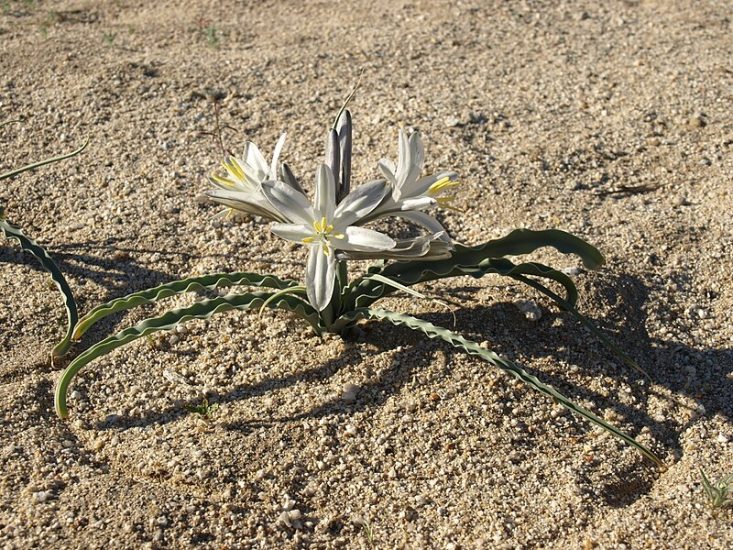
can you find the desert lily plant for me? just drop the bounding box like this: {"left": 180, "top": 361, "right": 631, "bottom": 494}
{"left": 1, "top": 123, "right": 87, "bottom": 358}
{"left": 54, "top": 109, "right": 661, "bottom": 467}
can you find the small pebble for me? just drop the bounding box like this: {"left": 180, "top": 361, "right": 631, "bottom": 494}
{"left": 155, "top": 516, "right": 169, "bottom": 527}
{"left": 277, "top": 509, "right": 302, "bottom": 529}
{"left": 516, "top": 300, "right": 542, "bottom": 321}
{"left": 32, "top": 491, "right": 53, "bottom": 504}
{"left": 341, "top": 383, "right": 358, "bottom": 403}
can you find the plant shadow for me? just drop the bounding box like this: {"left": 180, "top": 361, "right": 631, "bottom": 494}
{"left": 82, "top": 272, "right": 729, "bottom": 507}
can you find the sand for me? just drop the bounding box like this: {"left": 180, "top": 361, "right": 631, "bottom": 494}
{"left": 1, "top": 0, "right": 732, "bottom": 548}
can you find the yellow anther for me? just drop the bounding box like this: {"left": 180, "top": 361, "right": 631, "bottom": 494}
{"left": 225, "top": 158, "right": 245, "bottom": 180}
{"left": 302, "top": 236, "right": 315, "bottom": 244}
{"left": 312, "top": 217, "right": 326, "bottom": 233}
{"left": 313, "top": 217, "right": 335, "bottom": 236}
{"left": 211, "top": 174, "right": 235, "bottom": 188}
{"left": 427, "top": 176, "right": 461, "bottom": 196}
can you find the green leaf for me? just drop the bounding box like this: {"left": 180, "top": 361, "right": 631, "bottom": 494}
{"left": 70, "top": 271, "right": 300, "bottom": 345}
{"left": 451, "top": 228, "right": 605, "bottom": 269}
{"left": 349, "top": 228, "right": 602, "bottom": 302}
{"left": 0, "top": 138, "right": 89, "bottom": 181}
{"left": 344, "top": 255, "right": 579, "bottom": 312}
{"left": 258, "top": 285, "right": 307, "bottom": 315}
{"left": 55, "top": 290, "right": 320, "bottom": 419}
{"left": 1, "top": 218, "right": 78, "bottom": 358}
{"left": 348, "top": 307, "right": 662, "bottom": 467}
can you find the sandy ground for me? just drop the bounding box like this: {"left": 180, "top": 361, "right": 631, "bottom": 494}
{"left": 1, "top": 0, "right": 732, "bottom": 548}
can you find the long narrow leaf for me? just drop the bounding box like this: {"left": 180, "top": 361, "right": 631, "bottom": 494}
{"left": 452, "top": 229, "right": 605, "bottom": 269}
{"left": 345, "top": 256, "right": 579, "bottom": 311}
{"left": 344, "top": 307, "right": 661, "bottom": 467}
{"left": 70, "top": 271, "right": 300, "bottom": 344}
{"left": 55, "top": 290, "right": 319, "bottom": 419}
{"left": 0, "top": 138, "right": 89, "bottom": 181}
{"left": 1, "top": 218, "right": 78, "bottom": 358}
{"left": 345, "top": 228, "right": 601, "bottom": 306}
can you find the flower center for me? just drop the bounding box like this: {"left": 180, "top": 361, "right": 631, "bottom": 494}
{"left": 302, "top": 217, "right": 344, "bottom": 254}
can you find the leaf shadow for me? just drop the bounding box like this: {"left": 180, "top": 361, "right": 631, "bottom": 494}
{"left": 80, "top": 271, "right": 730, "bottom": 509}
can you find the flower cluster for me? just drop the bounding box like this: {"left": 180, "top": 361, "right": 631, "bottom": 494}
{"left": 207, "top": 111, "right": 460, "bottom": 311}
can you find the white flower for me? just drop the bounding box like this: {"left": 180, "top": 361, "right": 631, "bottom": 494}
{"left": 262, "top": 164, "right": 396, "bottom": 311}
{"left": 206, "top": 133, "right": 290, "bottom": 221}
{"left": 336, "top": 231, "right": 453, "bottom": 261}
{"left": 365, "top": 129, "right": 460, "bottom": 241}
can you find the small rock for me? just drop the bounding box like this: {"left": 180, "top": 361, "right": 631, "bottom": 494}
{"left": 562, "top": 266, "right": 582, "bottom": 276}
{"left": 277, "top": 509, "right": 302, "bottom": 529}
{"left": 516, "top": 300, "right": 542, "bottom": 321}
{"left": 445, "top": 116, "right": 462, "bottom": 128}
{"left": 717, "top": 433, "right": 730, "bottom": 444}
{"left": 341, "top": 383, "right": 358, "bottom": 403}
{"left": 688, "top": 114, "right": 706, "bottom": 128}
{"left": 32, "top": 490, "right": 53, "bottom": 504}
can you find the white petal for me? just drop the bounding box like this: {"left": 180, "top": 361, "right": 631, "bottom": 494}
{"left": 409, "top": 132, "right": 425, "bottom": 172}
{"left": 400, "top": 196, "right": 436, "bottom": 210}
{"left": 336, "top": 232, "right": 453, "bottom": 261}
{"left": 396, "top": 129, "right": 409, "bottom": 184}
{"left": 244, "top": 142, "right": 269, "bottom": 178}
{"left": 261, "top": 180, "right": 314, "bottom": 225}
{"left": 270, "top": 223, "right": 312, "bottom": 243}
{"left": 314, "top": 164, "right": 336, "bottom": 220}
{"left": 206, "top": 189, "right": 285, "bottom": 221}
{"left": 325, "top": 129, "right": 340, "bottom": 191}
{"left": 398, "top": 211, "right": 451, "bottom": 242}
{"left": 306, "top": 246, "right": 336, "bottom": 311}
{"left": 400, "top": 132, "right": 424, "bottom": 196}
{"left": 270, "top": 133, "right": 287, "bottom": 178}
{"left": 378, "top": 159, "right": 397, "bottom": 185}
{"left": 242, "top": 162, "right": 267, "bottom": 185}
{"left": 334, "top": 226, "right": 395, "bottom": 251}
{"left": 333, "top": 180, "right": 388, "bottom": 227}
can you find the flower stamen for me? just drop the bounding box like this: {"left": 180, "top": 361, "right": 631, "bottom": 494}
{"left": 427, "top": 176, "right": 461, "bottom": 196}
{"left": 435, "top": 196, "right": 465, "bottom": 213}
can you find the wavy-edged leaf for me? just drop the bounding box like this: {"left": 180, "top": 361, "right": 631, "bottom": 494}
{"left": 0, "top": 138, "right": 89, "bottom": 181}
{"left": 70, "top": 272, "right": 300, "bottom": 344}
{"left": 55, "top": 290, "right": 320, "bottom": 419}
{"left": 0, "top": 218, "right": 78, "bottom": 358}
{"left": 451, "top": 228, "right": 605, "bottom": 269}
{"left": 345, "top": 228, "right": 600, "bottom": 303}
{"left": 347, "top": 307, "right": 662, "bottom": 467}
{"left": 344, "top": 256, "right": 578, "bottom": 312}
